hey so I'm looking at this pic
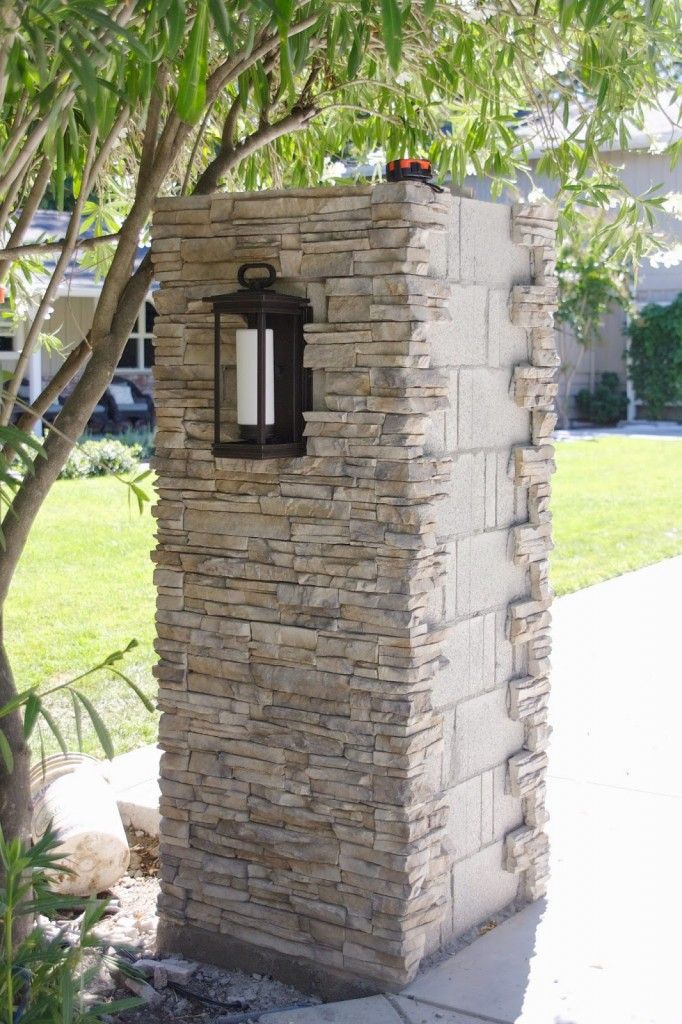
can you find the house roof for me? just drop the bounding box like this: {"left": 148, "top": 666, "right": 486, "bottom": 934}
{"left": 522, "top": 91, "right": 682, "bottom": 159}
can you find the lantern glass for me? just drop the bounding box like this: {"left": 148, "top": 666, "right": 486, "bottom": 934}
{"left": 209, "top": 263, "right": 311, "bottom": 459}
{"left": 236, "top": 328, "right": 275, "bottom": 438}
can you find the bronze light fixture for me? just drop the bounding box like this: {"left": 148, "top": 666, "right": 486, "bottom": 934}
{"left": 209, "top": 263, "right": 311, "bottom": 459}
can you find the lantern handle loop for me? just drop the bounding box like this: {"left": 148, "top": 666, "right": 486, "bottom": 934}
{"left": 237, "top": 263, "right": 276, "bottom": 290}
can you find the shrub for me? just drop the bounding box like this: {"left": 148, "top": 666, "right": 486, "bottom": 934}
{"left": 0, "top": 830, "right": 142, "bottom": 1022}
{"left": 86, "top": 427, "right": 155, "bottom": 461}
{"left": 575, "top": 373, "right": 628, "bottom": 426}
{"left": 59, "top": 439, "right": 141, "bottom": 480}
{"left": 626, "top": 294, "right": 682, "bottom": 419}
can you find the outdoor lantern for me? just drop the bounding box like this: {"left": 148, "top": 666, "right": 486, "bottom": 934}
{"left": 210, "top": 262, "right": 311, "bottom": 459}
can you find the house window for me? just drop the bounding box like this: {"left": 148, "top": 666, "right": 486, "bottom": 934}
{"left": 119, "top": 299, "right": 156, "bottom": 370}
{"left": 0, "top": 304, "right": 15, "bottom": 353}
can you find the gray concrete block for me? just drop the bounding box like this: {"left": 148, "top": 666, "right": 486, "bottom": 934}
{"left": 460, "top": 200, "right": 530, "bottom": 288}
{"left": 428, "top": 321, "right": 457, "bottom": 368}
{"left": 436, "top": 453, "right": 486, "bottom": 542}
{"left": 469, "top": 368, "right": 530, "bottom": 449}
{"left": 450, "top": 687, "right": 524, "bottom": 782}
{"left": 458, "top": 529, "right": 528, "bottom": 616}
{"left": 444, "top": 378, "right": 458, "bottom": 449}
{"left": 489, "top": 287, "right": 529, "bottom": 367}
{"left": 495, "top": 450, "right": 525, "bottom": 529}
{"left": 457, "top": 370, "right": 473, "bottom": 449}
{"left": 432, "top": 614, "right": 486, "bottom": 709}
{"left": 484, "top": 452, "right": 497, "bottom": 530}
{"left": 428, "top": 228, "right": 449, "bottom": 279}
{"left": 424, "top": 409, "right": 446, "bottom": 455}
{"left": 492, "top": 763, "right": 524, "bottom": 840}
{"left": 449, "top": 285, "right": 488, "bottom": 366}
{"left": 480, "top": 769, "right": 494, "bottom": 845}
{"left": 493, "top": 608, "right": 515, "bottom": 687}
{"left": 445, "top": 776, "right": 482, "bottom": 860}
{"left": 446, "top": 199, "right": 461, "bottom": 282}
{"left": 450, "top": 839, "right": 520, "bottom": 937}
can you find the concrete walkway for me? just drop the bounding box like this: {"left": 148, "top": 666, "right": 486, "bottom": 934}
{"left": 556, "top": 422, "right": 682, "bottom": 440}
{"left": 259, "top": 556, "right": 682, "bottom": 1024}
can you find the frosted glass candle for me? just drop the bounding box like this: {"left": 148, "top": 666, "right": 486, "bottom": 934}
{"left": 235, "top": 328, "right": 274, "bottom": 426}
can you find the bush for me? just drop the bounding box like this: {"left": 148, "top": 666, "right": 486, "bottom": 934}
{"left": 116, "top": 426, "right": 155, "bottom": 460}
{"left": 626, "top": 295, "right": 682, "bottom": 419}
{"left": 88, "top": 427, "right": 155, "bottom": 461}
{"left": 59, "top": 439, "right": 141, "bottom": 480}
{"left": 575, "top": 373, "right": 628, "bottom": 426}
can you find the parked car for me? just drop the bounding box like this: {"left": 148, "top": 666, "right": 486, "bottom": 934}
{"left": 87, "top": 376, "right": 155, "bottom": 434}
{"left": 8, "top": 375, "right": 154, "bottom": 434}
{"left": 11, "top": 379, "right": 61, "bottom": 425}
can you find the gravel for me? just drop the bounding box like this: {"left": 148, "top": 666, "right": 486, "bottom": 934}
{"left": 44, "top": 829, "right": 316, "bottom": 1024}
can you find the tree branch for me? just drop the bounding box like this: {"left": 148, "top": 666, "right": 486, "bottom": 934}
{"left": 195, "top": 106, "right": 317, "bottom": 195}
{"left": 141, "top": 66, "right": 169, "bottom": 177}
{"left": 0, "top": 254, "right": 153, "bottom": 605}
{"left": 0, "top": 232, "right": 120, "bottom": 262}
{"left": 0, "top": 155, "right": 53, "bottom": 282}
{"left": 14, "top": 340, "right": 91, "bottom": 436}
{"left": 1, "top": 133, "right": 99, "bottom": 426}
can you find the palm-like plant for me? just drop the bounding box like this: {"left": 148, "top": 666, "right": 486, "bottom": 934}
{"left": 0, "top": 828, "right": 141, "bottom": 1023}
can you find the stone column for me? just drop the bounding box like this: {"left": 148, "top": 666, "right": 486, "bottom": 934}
{"left": 150, "top": 184, "right": 557, "bottom": 995}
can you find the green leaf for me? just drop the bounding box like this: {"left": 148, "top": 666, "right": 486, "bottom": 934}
{"left": 0, "top": 730, "right": 13, "bottom": 774}
{"left": 23, "top": 692, "right": 41, "bottom": 740}
{"left": 208, "top": 0, "right": 231, "bottom": 47}
{"left": 55, "top": 130, "right": 65, "bottom": 212}
{"left": 71, "top": 690, "right": 83, "bottom": 751}
{"left": 107, "top": 667, "right": 155, "bottom": 713}
{"left": 347, "top": 26, "right": 366, "bottom": 79}
{"left": 381, "top": 0, "right": 402, "bottom": 71}
{"left": 165, "top": 0, "right": 186, "bottom": 58}
{"left": 75, "top": 690, "right": 114, "bottom": 760}
{"left": 176, "top": 0, "right": 209, "bottom": 124}
{"left": 39, "top": 704, "right": 68, "bottom": 755}
{"left": 61, "top": 967, "right": 74, "bottom": 1024}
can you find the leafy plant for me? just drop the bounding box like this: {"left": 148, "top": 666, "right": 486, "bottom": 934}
{"left": 555, "top": 213, "right": 634, "bottom": 426}
{"left": 0, "top": 829, "right": 141, "bottom": 1023}
{"left": 59, "top": 439, "right": 142, "bottom": 480}
{"left": 626, "top": 294, "right": 682, "bottom": 420}
{"left": 0, "top": 640, "right": 153, "bottom": 771}
{"left": 575, "top": 372, "right": 628, "bottom": 426}
{"left": 96, "top": 428, "right": 155, "bottom": 462}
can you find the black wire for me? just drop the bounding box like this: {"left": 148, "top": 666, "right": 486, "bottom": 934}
{"left": 166, "top": 978, "right": 247, "bottom": 1011}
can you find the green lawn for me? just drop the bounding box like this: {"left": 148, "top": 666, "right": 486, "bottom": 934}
{"left": 5, "top": 436, "right": 682, "bottom": 755}
{"left": 6, "top": 475, "right": 158, "bottom": 756}
{"left": 552, "top": 437, "right": 682, "bottom": 595}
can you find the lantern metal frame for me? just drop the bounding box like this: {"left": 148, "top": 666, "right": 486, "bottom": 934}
{"left": 209, "top": 264, "right": 312, "bottom": 460}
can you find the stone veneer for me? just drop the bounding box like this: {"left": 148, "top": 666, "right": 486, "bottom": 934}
{"left": 150, "top": 183, "right": 557, "bottom": 995}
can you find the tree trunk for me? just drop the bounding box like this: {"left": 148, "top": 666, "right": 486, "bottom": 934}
{"left": 0, "top": 627, "right": 30, "bottom": 848}
{"left": 0, "top": 620, "right": 32, "bottom": 944}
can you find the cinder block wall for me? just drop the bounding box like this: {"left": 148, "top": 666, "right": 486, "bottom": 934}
{"left": 150, "top": 184, "right": 557, "bottom": 995}
{"left": 425, "top": 199, "right": 557, "bottom": 944}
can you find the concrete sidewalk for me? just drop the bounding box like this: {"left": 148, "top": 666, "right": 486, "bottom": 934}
{"left": 260, "top": 556, "right": 682, "bottom": 1024}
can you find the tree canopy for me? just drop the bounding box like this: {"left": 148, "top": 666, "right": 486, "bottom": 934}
{"left": 0, "top": 0, "right": 678, "bottom": 581}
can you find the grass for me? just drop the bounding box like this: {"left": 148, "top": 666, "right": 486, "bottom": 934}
{"left": 551, "top": 436, "right": 682, "bottom": 595}
{"left": 5, "top": 475, "right": 158, "bottom": 757}
{"left": 4, "top": 436, "right": 681, "bottom": 755}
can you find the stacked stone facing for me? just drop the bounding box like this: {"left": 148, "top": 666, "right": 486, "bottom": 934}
{"left": 149, "top": 184, "right": 557, "bottom": 994}
{"left": 504, "top": 203, "right": 559, "bottom": 900}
